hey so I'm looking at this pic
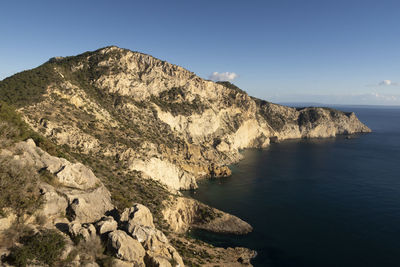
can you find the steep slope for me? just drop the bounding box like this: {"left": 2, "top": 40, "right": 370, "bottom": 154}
{"left": 0, "top": 46, "right": 371, "bottom": 266}
{"left": 0, "top": 46, "right": 370, "bottom": 191}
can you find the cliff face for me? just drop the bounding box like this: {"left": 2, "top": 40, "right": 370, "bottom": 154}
{"left": 0, "top": 46, "right": 370, "bottom": 266}
{"left": 0, "top": 46, "right": 370, "bottom": 191}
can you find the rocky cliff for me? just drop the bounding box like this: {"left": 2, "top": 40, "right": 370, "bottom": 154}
{"left": 0, "top": 46, "right": 370, "bottom": 266}
{"left": 0, "top": 46, "right": 371, "bottom": 191}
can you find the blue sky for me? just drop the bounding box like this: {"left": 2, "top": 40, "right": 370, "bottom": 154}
{"left": 1, "top": 0, "right": 400, "bottom": 105}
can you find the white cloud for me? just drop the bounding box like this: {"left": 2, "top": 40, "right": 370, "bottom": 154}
{"left": 209, "top": 72, "right": 238, "bottom": 81}
{"left": 378, "top": 80, "right": 398, "bottom": 86}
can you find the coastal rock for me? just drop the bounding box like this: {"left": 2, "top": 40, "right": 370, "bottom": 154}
{"left": 163, "top": 196, "right": 252, "bottom": 234}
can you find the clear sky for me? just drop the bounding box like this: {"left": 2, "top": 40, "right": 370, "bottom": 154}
{"left": 1, "top": 0, "right": 400, "bottom": 105}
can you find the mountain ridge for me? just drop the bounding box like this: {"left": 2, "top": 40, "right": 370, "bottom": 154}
{"left": 0, "top": 46, "right": 371, "bottom": 266}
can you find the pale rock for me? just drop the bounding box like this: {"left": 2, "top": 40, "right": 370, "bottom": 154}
{"left": 66, "top": 185, "right": 114, "bottom": 223}
{"left": 144, "top": 254, "right": 172, "bottom": 267}
{"left": 0, "top": 211, "right": 16, "bottom": 231}
{"left": 120, "top": 203, "right": 155, "bottom": 229}
{"left": 68, "top": 222, "right": 97, "bottom": 241}
{"left": 163, "top": 197, "right": 252, "bottom": 235}
{"left": 107, "top": 230, "right": 146, "bottom": 264}
{"left": 129, "top": 158, "right": 196, "bottom": 190}
{"left": 125, "top": 225, "right": 183, "bottom": 267}
{"left": 39, "top": 183, "right": 68, "bottom": 218}
{"left": 95, "top": 216, "right": 118, "bottom": 234}
{"left": 113, "top": 259, "right": 136, "bottom": 267}
{"left": 56, "top": 162, "right": 99, "bottom": 190}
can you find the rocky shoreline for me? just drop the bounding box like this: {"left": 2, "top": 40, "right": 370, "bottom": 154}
{"left": 0, "top": 46, "right": 370, "bottom": 266}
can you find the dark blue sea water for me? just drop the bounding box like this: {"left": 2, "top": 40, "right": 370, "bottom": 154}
{"left": 186, "top": 106, "right": 400, "bottom": 267}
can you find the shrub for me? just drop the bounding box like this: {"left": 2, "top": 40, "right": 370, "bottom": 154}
{"left": 5, "top": 229, "right": 66, "bottom": 266}
{"left": 0, "top": 157, "right": 42, "bottom": 217}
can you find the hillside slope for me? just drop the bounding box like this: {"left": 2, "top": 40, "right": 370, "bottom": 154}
{"left": 0, "top": 46, "right": 370, "bottom": 266}
{"left": 0, "top": 46, "right": 371, "bottom": 191}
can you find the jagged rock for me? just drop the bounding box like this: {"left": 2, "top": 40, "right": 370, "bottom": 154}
{"left": 120, "top": 204, "right": 155, "bottom": 229}
{"left": 65, "top": 185, "right": 114, "bottom": 223}
{"left": 55, "top": 162, "right": 99, "bottom": 190}
{"left": 13, "top": 139, "right": 100, "bottom": 190}
{"left": 95, "top": 216, "right": 118, "bottom": 234}
{"left": 107, "top": 230, "right": 146, "bottom": 265}
{"left": 209, "top": 164, "right": 232, "bottom": 178}
{"left": 144, "top": 253, "right": 172, "bottom": 267}
{"left": 39, "top": 183, "right": 68, "bottom": 218}
{"left": 163, "top": 197, "right": 252, "bottom": 234}
{"left": 123, "top": 224, "right": 183, "bottom": 267}
{"left": 68, "top": 222, "right": 97, "bottom": 241}
{"left": 125, "top": 224, "right": 158, "bottom": 243}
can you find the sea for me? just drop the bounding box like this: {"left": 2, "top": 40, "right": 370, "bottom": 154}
{"left": 185, "top": 105, "right": 400, "bottom": 267}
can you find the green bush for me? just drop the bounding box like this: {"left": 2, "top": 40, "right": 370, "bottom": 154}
{"left": 5, "top": 229, "right": 66, "bottom": 266}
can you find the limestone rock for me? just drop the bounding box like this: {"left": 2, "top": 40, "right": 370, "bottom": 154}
{"left": 55, "top": 162, "right": 99, "bottom": 190}
{"left": 120, "top": 204, "right": 155, "bottom": 229}
{"left": 163, "top": 197, "right": 252, "bottom": 234}
{"left": 95, "top": 216, "right": 118, "bottom": 235}
{"left": 113, "top": 259, "right": 136, "bottom": 267}
{"left": 144, "top": 254, "right": 172, "bottom": 267}
{"left": 65, "top": 185, "right": 114, "bottom": 223}
{"left": 124, "top": 224, "right": 183, "bottom": 267}
{"left": 107, "top": 230, "right": 146, "bottom": 264}
{"left": 12, "top": 139, "right": 100, "bottom": 190}
{"left": 68, "top": 222, "right": 97, "bottom": 241}
{"left": 39, "top": 183, "right": 68, "bottom": 218}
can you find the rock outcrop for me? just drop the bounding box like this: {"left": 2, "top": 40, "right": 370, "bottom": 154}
{"left": 163, "top": 196, "right": 252, "bottom": 235}
{"left": 1, "top": 139, "right": 113, "bottom": 224}
{"left": 0, "top": 140, "right": 185, "bottom": 266}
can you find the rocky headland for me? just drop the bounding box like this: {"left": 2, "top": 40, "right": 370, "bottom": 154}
{"left": 0, "top": 46, "right": 370, "bottom": 266}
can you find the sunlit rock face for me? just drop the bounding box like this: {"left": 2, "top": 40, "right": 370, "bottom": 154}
{"left": 14, "top": 46, "right": 370, "bottom": 190}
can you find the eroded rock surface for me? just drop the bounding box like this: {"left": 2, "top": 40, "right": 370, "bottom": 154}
{"left": 10, "top": 46, "right": 370, "bottom": 191}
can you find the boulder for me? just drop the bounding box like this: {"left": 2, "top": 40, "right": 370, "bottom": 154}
{"left": 95, "top": 216, "right": 118, "bottom": 235}
{"left": 124, "top": 224, "right": 183, "bottom": 267}
{"left": 68, "top": 222, "right": 97, "bottom": 242}
{"left": 39, "top": 183, "right": 68, "bottom": 218}
{"left": 55, "top": 162, "right": 99, "bottom": 190}
{"left": 13, "top": 139, "right": 100, "bottom": 190}
{"left": 66, "top": 185, "right": 114, "bottom": 223}
{"left": 144, "top": 253, "right": 172, "bottom": 267}
{"left": 107, "top": 230, "right": 146, "bottom": 264}
{"left": 120, "top": 204, "right": 155, "bottom": 229}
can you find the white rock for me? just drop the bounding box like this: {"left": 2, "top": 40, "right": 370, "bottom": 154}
{"left": 107, "top": 230, "right": 145, "bottom": 264}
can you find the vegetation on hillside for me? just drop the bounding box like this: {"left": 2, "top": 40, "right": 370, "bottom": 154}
{"left": 0, "top": 157, "right": 42, "bottom": 218}
{"left": 5, "top": 229, "right": 66, "bottom": 266}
